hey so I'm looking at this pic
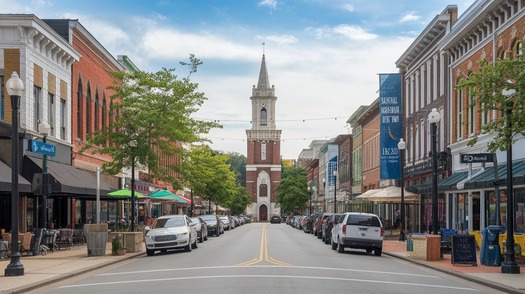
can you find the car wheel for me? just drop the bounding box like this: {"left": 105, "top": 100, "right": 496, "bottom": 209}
{"left": 324, "top": 233, "right": 330, "bottom": 244}
{"left": 185, "top": 242, "right": 192, "bottom": 252}
{"left": 204, "top": 233, "right": 208, "bottom": 241}
{"left": 199, "top": 233, "right": 204, "bottom": 243}
{"left": 216, "top": 228, "right": 220, "bottom": 236}
{"left": 331, "top": 238, "right": 337, "bottom": 250}
{"left": 337, "top": 238, "right": 345, "bottom": 253}
{"left": 374, "top": 248, "right": 382, "bottom": 256}
{"left": 192, "top": 237, "right": 198, "bottom": 249}
{"left": 146, "top": 249, "right": 154, "bottom": 256}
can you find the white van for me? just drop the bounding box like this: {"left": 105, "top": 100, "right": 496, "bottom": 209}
{"left": 331, "top": 212, "right": 383, "bottom": 256}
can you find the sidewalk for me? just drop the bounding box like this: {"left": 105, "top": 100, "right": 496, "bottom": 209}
{"left": 0, "top": 243, "right": 144, "bottom": 293}
{"left": 1, "top": 240, "right": 525, "bottom": 293}
{"left": 383, "top": 239, "right": 525, "bottom": 294}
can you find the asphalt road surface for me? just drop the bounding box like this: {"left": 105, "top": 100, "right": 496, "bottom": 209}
{"left": 37, "top": 222, "right": 505, "bottom": 294}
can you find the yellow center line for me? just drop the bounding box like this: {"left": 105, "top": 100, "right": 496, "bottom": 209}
{"left": 236, "top": 224, "right": 291, "bottom": 266}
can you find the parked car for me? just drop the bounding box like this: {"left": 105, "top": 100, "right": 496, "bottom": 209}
{"left": 270, "top": 215, "right": 281, "bottom": 224}
{"left": 322, "top": 213, "right": 342, "bottom": 244}
{"left": 191, "top": 217, "right": 208, "bottom": 243}
{"left": 200, "top": 214, "right": 224, "bottom": 236}
{"left": 331, "top": 212, "right": 383, "bottom": 256}
{"left": 315, "top": 213, "right": 331, "bottom": 239}
{"left": 303, "top": 215, "right": 314, "bottom": 233}
{"left": 144, "top": 215, "right": 198, "bottom": 256}
{"left": 219, "top": 216, "right": 232, "bottom": 231}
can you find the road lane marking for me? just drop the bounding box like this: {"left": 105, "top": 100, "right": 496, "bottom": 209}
{"left": 60, "top": 274, "right": 477, "bottom": 291}
{"left": 236, "top": 224, "right": 290, "bottom": 266}
{"left": 99, "top": 265, "right": 439, "bottom": 278}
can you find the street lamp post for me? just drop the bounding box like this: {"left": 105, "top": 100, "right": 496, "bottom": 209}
{"left": 501, "top": 85, "right": 520, "bottom": 274}
{"left": 428, "top": 108, "right": 440, "bottom": 235}
{"left": 39, "top": 121, "right": 50, "bottom": 230}
{"left": 333, "top": 170, "right": 337, "bottom": 214}
{"left": 322, "top": 178, "right": 326, "bottom": 213}
{"left": 398, "top": 138, "right": 406, "bottom": 241}
{"left": 130, "top": 139, "right": 137, "bottom": 232}
{"left": 5, "top": 71, "right": 25, "bottom": 276}
{"left": 308, "top": 186, "right": 312, "bottom": 215}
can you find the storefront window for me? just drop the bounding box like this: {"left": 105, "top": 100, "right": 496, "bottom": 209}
{"left": 516, "top": 188, "right": 525, "bottom": 232}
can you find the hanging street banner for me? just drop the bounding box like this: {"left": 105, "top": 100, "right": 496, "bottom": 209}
{"left": 29, "top": 139, "right": 56, "bottom": 157}
{"left": 379, "top": 73, "right": 402, "bottom": 180}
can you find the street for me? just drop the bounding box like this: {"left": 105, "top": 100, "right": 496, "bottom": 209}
{"left": 36, "top": 223, "right": 503, "bottom": 294}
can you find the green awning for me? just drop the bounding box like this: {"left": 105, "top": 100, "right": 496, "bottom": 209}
{"left": 464, "top": 160, "right": 525, "bottom": 189}
{"left": 438, "top": 171, "right": 468, "bottom": 192}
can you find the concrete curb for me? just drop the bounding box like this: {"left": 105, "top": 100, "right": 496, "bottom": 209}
{"left": 7, "top": 252, "right": 145, "bottom": 294}
{"left": 384, "top": 252, "right": 524, "bottom": 294}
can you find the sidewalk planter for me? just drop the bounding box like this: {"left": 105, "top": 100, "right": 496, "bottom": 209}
{"left": 407, "top": 234, "right": 440, "bottom": 261}
{"left": 84, "top": 223, "right": 108, "bottom": 256}
{"left": 121, "top": 232, "right": 144, "bottom": 253}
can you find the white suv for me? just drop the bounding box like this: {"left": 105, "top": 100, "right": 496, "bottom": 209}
{"left": 331, "top": 212, "right": 383, "bottom": 256}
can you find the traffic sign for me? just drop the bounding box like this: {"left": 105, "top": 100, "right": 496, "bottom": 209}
{"left": 29, "top": 140, "right": 56, "bottom": 157}
{"left": 460, "top": 153, "right": 493, "bottom": 163}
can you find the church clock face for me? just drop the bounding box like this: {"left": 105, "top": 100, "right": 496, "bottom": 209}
{"left": 245, "top": 54, "right": 281, "bottom": 222}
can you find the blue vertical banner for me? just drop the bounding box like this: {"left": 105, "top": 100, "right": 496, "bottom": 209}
{"left": 379, "top": 73, "right": 402, "bottom": 180}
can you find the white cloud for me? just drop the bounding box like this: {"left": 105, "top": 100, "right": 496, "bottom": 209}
{"left": 342, "top": 4, "right": 355, "bottom": 12}
{"left": 257, "top": 34, "right": 298, "bottom": 44}
{"left": 258, "top": 0, "right": 277, "bottom": 10}
{"left": 310, "top": 25, "right": 377, "bottom": 41}
{"left": 400, "top": 13, "right": 421, "bottom": 23}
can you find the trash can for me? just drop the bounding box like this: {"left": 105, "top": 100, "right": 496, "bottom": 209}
{"left": 84, "top": 223, "right": 108, "bottom": 256}
{"left": 480, "top": 225, "right": 502, "bottom": 266}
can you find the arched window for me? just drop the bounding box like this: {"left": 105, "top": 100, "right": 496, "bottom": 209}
{"left": 261, "top": 142, "right": 267, "bottom": 160}
{"left": 259, "top": 184, "right": 268, "bottom": 197}
{"left": 77, "top": 76, "right": 83, "bottom": 139}
{"left": 95, "top": 87, "right": 99, "bottom": 131}
{"left": 102, "top": 93, "right": 107, "bottom": 132}
{"left": 86, "top": 82, "right": 92, "bottom": 135}
{"left": 260, "top": 107, "right": 267, "bottom": 125}
{"left": 513, "top": 40, "right": 523, "bottom": 59}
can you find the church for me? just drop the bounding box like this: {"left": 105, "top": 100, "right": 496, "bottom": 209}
{"left": 245, "top": 54, "right": 282, "bottom": 221}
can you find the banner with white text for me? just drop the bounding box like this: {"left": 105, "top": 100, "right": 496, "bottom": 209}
{"left": 379, "top": 73, "right": 402, "bottom": 180}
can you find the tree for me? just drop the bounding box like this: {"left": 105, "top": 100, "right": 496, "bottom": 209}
{"left": 227, "top": 186, "right": 252, "bottom": 215}
{"left": 226, "top": 152, "right": 247, "bottom": 186}
{"left": 276, "top": 166, "right": 309, "bottom": 215}
{"left": 457, "top": 57, "right": 525, "bottom": 151}
{"left": 82, "top": 55, "right": 220, "bottom": 186}
{"left": 182, "top": 145, "right": 237, "bottom": 215}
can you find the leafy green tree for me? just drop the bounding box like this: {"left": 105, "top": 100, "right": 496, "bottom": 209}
{"left": 226, "top": 152, "right": 246, "bottom": 186}
{"left": 276, "top": 167, "right": 309, "bottom": 215}
{"left": 457, "top": 57, "right": 525, "bottom": 151}
{"left": 83, "top": 55, "right": 220, "bottom": 186}
{"left": 226, "top": 186, "right": 252, "bottom": 215}
{"left": 182, "top": 145, "right": 237, "bottom": 215}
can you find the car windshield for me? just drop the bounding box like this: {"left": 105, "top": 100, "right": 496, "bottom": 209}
{"left": 152, "top": 217, "right": 186, "bottom": 229}
{"left": 200, "top": 215, "right": 216, "bottom": 222}
{"left": 346, "top": 214, "right": 381, "bottom": 227}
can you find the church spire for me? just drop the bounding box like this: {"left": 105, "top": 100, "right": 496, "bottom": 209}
{"left": 257, "top": 54, "right": 270, "bottom": 89}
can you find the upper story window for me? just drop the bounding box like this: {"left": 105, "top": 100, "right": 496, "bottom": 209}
{"left": 95, "top": 88, "right": 100, "bottom": 131}
{"left": 261, "top": 142, "right": 267, "bottom": 160}
{"left": 48, "top": 93, "right": 55, "bottom": 136}
{"left": 60, "top": 98, "right": 66, "bottom": 140}
{"left": 34, "top": 86, "right": 42, "bottom": 131}
{"left": 259, "top": 184, "right": 268, "bottom": 197}
{"left": 86, "top": 83, "right": 92, "bottom": 136}
{"left": 77, "top": 76, "right": 83, "bottom": 139}
{"left": 260, "top": 107, "right": 267, "bottom": 125}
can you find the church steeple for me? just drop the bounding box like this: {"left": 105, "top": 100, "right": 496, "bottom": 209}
{"left": 257, "top": 54, "right": 270, "bottom": 89}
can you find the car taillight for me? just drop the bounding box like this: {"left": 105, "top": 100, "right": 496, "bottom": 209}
{"left": 380, "top": 227, "right": 384, "bottom": 236}
{"left": 342, "top": 225, "right": 346, "bottom": 234}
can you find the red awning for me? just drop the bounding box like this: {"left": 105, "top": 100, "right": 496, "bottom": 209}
{"left": 179, "top": 195, "right": 191, "bottom": 203}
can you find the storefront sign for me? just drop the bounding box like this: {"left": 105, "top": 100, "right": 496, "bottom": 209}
{"left": 460, "top": 153, "right": 494, "bottom": 163}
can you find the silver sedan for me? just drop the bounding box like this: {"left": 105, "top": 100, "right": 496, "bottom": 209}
{"left": 144, "top": 215, "right": 198, "bottom": 256}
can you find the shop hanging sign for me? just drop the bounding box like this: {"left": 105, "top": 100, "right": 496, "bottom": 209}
{"left": 29, "top": 139, "right": 56, "bottom": 157}
{"left": 460, "top": 153, "right": 493, "bottom": 164}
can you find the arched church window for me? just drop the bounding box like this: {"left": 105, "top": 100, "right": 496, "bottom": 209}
{"left": 260, "top": 107, "right": 267, "bottom": 125}
{"left": 259, "top": 184, "right": 268, "bottom": 197}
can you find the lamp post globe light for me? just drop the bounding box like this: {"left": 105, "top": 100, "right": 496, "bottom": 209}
{"left": 397, "top": 138, "right": 406, "bottom": 241}
{"left": 333, "top": 170, "right": 337, "bottom": 214}
{"left": 38, "top": 121, "right": 50, "bottom": 230}
{"left": 5, "top": 71, "right": 25, "bottom": 276}
{"left": 501, "top": 84, "right": 520, "bottom": 274}
{"left": 428, "top": 108, "right": 440, "bottom": 235}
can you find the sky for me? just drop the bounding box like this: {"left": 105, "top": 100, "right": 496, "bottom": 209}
{"left": 2, "top": 0, "right": 476, "bottom": 158}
